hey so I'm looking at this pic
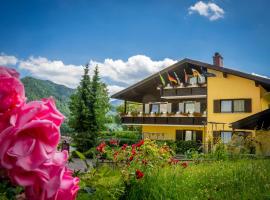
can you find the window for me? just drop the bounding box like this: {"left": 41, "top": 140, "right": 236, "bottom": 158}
{"left": 185, "top": 131, "right": 192, "bottom": 141}
{"left": 221, "top": 100, "right": 232, "bottom": 112}
{"left": 221, "top": 132, "right": 232, "bottom": 144}
{"left": 234, "top": 100, "right": 245, "bottom": 112}
{"left": 151, "top": 104, "right": 159, "bottom": 113}
{"left": 185, "top": 102, "right": 195, "bottom": 113}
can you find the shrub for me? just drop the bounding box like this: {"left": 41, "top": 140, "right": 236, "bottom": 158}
{"left": 175, "top": 140, "right": 202, "bottom": 154}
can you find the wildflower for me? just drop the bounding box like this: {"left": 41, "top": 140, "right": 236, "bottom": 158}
{"left": 131, "top": 148, "right": 136, "bottom": 155}
{"left": 169, "top": 158, "right": 179, "bottom": 165}
{"left": 96, "top": 142, "right": 106, "bottom": 153}
{"left": 129, "top": 156, "right": 134, "bottom": 161}
{"left": 136, "top": 140, "right": 144, "bottom": 148}
{"left": 181, "top": 162, "right": 188, "bottom": 168}
{"left": 135, "top": 169, "right": 144, "bottom": 179}
{"left": 121, "top": 144, "right": 128, "bottom": 150}
{"left": 109, "top": 139, "right": 118, "bottom": 146}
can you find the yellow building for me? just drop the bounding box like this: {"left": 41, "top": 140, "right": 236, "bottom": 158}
{"left": 111, "top": 53, "right": 270, "bottom": 152}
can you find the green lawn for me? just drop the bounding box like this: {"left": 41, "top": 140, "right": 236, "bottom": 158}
{"left": 78, "top": 159, "right": 270, "bottom": 200}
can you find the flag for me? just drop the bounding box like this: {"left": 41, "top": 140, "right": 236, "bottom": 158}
{"left": 173, "top": 72, "right": 181, "bottom": 85}
{"left": 184, "top": 69, "right": 188, "bottom": 83}
{"left": 191, "top": 68, "right": 202, "bottom": 78}
{"left": 167, "top": 73, "right": 178, "bottom": 85}
{"left": 201, "top": 67, "right": 216, "bottom": 77}
{"left": 159, "top": 73, "right": 166, "bottom": 86}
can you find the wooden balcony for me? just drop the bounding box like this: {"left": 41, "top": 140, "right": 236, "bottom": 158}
{"left": 121, "top": 115, "right": 206, "bottom": 126}
{"left": 160, "top": 86, "right": 207, "bottom": 99}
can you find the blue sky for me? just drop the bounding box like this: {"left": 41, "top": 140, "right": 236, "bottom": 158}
{"left": 1, "top": 0, "right": 270, "bottom": 93}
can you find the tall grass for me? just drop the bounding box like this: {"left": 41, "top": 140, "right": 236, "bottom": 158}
{"left": 125, "top": 160, "right": 270, "bottom": 200}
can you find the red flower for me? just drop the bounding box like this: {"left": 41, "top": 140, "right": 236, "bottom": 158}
{"left": 121, "top": 144, "right": 128, "bottom": 150}
{"left": 96, "top": 142, "right": 106, "bottom": 153}
{"left": 136, "top": 140, "right": 144, "bottom": 148}
{"left": 181, "top": 162, "right": 188, "bottom": 168}
{"left": 109, "top": 139, "right": 118, "bottom": 146}
{"left": 169, "top": 158, "right": 179, "bottom": 165}
{"left": 131, "top": 148, "right": 136, "bottom": 155}
{"left": 129, "top": 156, "right": 134, "bottom": 161}
{"left": 135, "top": 169, "right": 144, "bottom": 179}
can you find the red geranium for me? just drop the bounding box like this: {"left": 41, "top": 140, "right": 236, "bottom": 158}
{"left": 135, "top": 169, "right": 144, "bottom": 179}
{"left": 129, "top": 156, "right": 134, "bottom": 161}
{"left": 181, "top": 162, "right": 188, "bottom": 168}
{"left": 96, "top": 142, "right": 106, "bottom": 153}
{"left": 169, "top": 158, "right": 179, "bottom": 165}
{"left": 136, "top": 140, "right": 144, "bottom": 148}
{"left": 109, "top": 139, "right": 118, "bottom": 146}
{"left": 121, "top": 144, "right": 128, "bottom": 150}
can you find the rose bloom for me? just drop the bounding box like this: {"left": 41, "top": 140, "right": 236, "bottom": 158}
{"left": 0, "top": 98, "right": 64, "bottom": 181}
{"left": 24, "top": 157, "right": 79, "bottom": 200}
{"left": 0, "top": 66, "right": 25, "bottom": 132}
{"left": 136, "top": 140, "right": 144, "bottom": 148}
{"left": 96, "top": 142, "right": 106, "bottom": 153}
{"left": 135, "top": 169, "right": 144, "bottom": 179}
{"left": 121, "top": 144, "right": 128, "bottom": 150}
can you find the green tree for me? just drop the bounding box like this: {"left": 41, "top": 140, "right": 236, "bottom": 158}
{"left": 69, "top": 64, "right": 110, "bottom": 152}
{"left": 69, "top": 64, "right": 98, "bottom": 152}
{"left": 91, "top": 66, "right": 110, "bottom": 131}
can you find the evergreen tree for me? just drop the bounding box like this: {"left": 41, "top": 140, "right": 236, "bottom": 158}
{"left": 91, "top": 65, "right": 110, "bottom": 131}
{"left": 69, "top": 64, "right": 110, "bottom": 152}
{"left": 69, "top": 64, "right": 98, "bottom": 152}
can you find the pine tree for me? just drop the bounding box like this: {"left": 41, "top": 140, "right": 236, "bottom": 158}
{"left": 69, "top": 64, "right": 98, "bottom": 152}
{"left": 69, "top": 64, "right": 110, "bottom": 153}
{"left": 91, "top": 65, "right": 110, "bottom": 131}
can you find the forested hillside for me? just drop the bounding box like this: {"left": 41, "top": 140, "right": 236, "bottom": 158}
{"left": 21, "top": 76, "right": 75, "bottom": 134}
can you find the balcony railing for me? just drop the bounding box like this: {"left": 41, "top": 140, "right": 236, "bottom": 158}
{"left": 121, "top": 115, "right": 206, "bottom": 126}
{"left": 160, "top": 86, "right": 207, "bottom": 99}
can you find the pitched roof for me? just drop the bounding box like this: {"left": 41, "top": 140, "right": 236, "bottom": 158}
{"left": 231, "top": 108, "right": 270, "bottom": 130}
{"left": 111, "top": 58, "right": 270, "bottom": 102}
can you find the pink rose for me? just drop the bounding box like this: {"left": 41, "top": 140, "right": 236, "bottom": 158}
{"left": 0, "top": 98, "right": 64, "bottom": 172}
{"left": 25, "top": 165, "right": 79, "bottom": 200}
{"left": 0, "top": 66, "right": 25, "bottom": 114}
{"left": 0, "top": 66, "right": 25, "bottom": 132}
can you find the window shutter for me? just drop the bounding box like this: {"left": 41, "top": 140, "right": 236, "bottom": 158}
{"left": 145, "top": 104, "right": 150, "bottom": 114}
{"left": 213, "top": 100, "right": 221, "bottom": 113}
{"left": 176, "top": 130, "right": 184, "bottom": 141}
{"left": 244, "top": 99, "right": 252, "bottom": 112}
{"left": 213, "top": 131, "right": 220, "bottom": 144}
{"left": 195, "top": 102, "right": 201, "bottom": 113}
{"left": 167, "top": 103, "right": 172, "bottom": 113}
{"left": 179, "top": 103, "right": 184, "bottom": 113}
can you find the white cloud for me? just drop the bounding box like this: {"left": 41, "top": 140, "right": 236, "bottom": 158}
{"left": 0, "top": 53, "right": 18, "bottom": 65}
{"left": 17, "top": 55, "right": 176, "bottom": 96}
{"left": 188, "top": 1, "right": 224, "bottom": 21}
{"left": 19, "top": 56, "right": 84, "bottom": 88}
{"left": 89, "top": 55, "right": 176, "bottom": 85}
{"left": 107, "top": 85, "right": 125, "bottom": 95}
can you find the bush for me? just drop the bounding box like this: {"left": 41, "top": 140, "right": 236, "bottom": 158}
{"left": 175, "top": 140, "right": 201, "bottom": 154}
{"left": 99, "top": 131, "right": 141, "bottom": 140}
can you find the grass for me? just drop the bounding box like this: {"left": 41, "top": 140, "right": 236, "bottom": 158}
{"left": 77, "top": 159, "right": 270, "bottom": 200}
{"left": 126, "top": 159, "right": 270, "bottom": 200}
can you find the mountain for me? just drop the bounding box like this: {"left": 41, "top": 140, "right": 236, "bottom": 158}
{"left": 21, "top": 76, "right": 75, "bottom": 117}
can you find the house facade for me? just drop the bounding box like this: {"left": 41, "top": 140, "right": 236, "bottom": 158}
{"left": 111, "top": 53, "right": 270, "bottom": 151}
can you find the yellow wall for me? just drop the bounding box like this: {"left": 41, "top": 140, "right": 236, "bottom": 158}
{"left": 206, "top": 69, "right": 268, "bottom": 142}
{"left": 260, "top": 86, "right": 270, "bottom": 110}
{"left": 142, "top": 125, "right": 205, "bottom": 142}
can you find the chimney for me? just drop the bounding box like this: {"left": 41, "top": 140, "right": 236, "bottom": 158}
{"left": 213, "top": 52, "right": 223, "bottom": 67}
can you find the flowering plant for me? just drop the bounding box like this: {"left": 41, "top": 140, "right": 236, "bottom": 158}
{"left": 0, "top": 66, "right": 79, "bottom": 200}
{"left": 96, "top": 138, "right": 188, "bottom": 184}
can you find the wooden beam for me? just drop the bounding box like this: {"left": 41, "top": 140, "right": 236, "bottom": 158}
{"left": 255, "top": 81, "right": 259, "bottom": 87}
{"left": 223, "top": 72, "right": 228, "bottom": 78}
{"left": 124, "top": 100, "right": 127, "bottom": 114}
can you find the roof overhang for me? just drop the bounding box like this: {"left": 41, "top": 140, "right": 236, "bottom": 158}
{"left": 111, "top": 58, "right": 270, "bottom": 102}
{"left": 231, "top": 109, "right": 270, "bottom": 130}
